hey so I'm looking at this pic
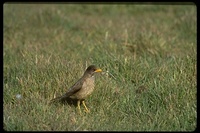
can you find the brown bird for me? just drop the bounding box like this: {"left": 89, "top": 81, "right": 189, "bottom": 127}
{"left": 50, "top": 65, "right": 102, "bottom": 113}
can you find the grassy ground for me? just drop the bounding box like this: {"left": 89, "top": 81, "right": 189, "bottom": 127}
{"left": 3, "top": 3, "right": 196, "bottom": 131}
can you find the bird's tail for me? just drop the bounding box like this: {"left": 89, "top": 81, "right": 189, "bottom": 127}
{"left": 50, "top": 96, "right": 62, "bottom": 103}
{"left": 49, "top": 93, "right": 68, "bottom": 103}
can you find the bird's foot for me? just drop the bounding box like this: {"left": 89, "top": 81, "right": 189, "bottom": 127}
{"left": 84, "top": 108, "right": 90, "bottom": 113}
{"left": 82, "top": 101, "right": 90, "bottom": 113}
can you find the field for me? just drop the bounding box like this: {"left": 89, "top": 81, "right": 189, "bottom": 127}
{"left": 3, "top": 3, "right": 196, "bottom": 131}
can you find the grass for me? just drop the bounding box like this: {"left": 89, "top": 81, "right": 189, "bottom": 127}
{"left": 3, "top": 3, "right": 196, "bottom": 131}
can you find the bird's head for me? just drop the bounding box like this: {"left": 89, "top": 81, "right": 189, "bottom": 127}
{"left": 84, "top": 65, "right": 102, "bottom": 76}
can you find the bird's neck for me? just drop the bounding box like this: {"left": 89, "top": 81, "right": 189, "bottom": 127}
{"left": 83, "top": 73, "right": 91, "bottom": 77}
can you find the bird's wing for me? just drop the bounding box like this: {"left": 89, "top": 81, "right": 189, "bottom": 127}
{"left": 57, "top": 77, "right": 85, "bottom": 100}
{"left": 50, "top": 77, "right": 85, "bottom": 102}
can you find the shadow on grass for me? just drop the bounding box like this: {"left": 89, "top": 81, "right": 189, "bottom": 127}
{"left": 49, "top": 97, "right": 80, "bottom": 107}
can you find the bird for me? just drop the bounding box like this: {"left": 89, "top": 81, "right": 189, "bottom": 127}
{"left": 50, "top": 65, "right": 102, "bottom": 113}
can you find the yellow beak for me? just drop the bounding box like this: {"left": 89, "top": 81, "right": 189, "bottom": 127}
{"left": 95, "top": 69, "right": 102, "bottom": 73}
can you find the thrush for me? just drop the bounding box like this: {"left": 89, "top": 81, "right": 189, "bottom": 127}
{"left": 50, "top": 65, "right": 102, "bottom": 113}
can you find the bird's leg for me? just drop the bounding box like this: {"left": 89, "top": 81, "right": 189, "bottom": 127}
{"left": 82, "top": 101, "right": 90, "bottom": 113}
{"left": 77, "top": 100, "right": 82, "bottom": 114}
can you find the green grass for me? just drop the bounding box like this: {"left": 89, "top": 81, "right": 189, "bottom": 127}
{"left": 3, "top": 3, "right": 196, "bottom": 131}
